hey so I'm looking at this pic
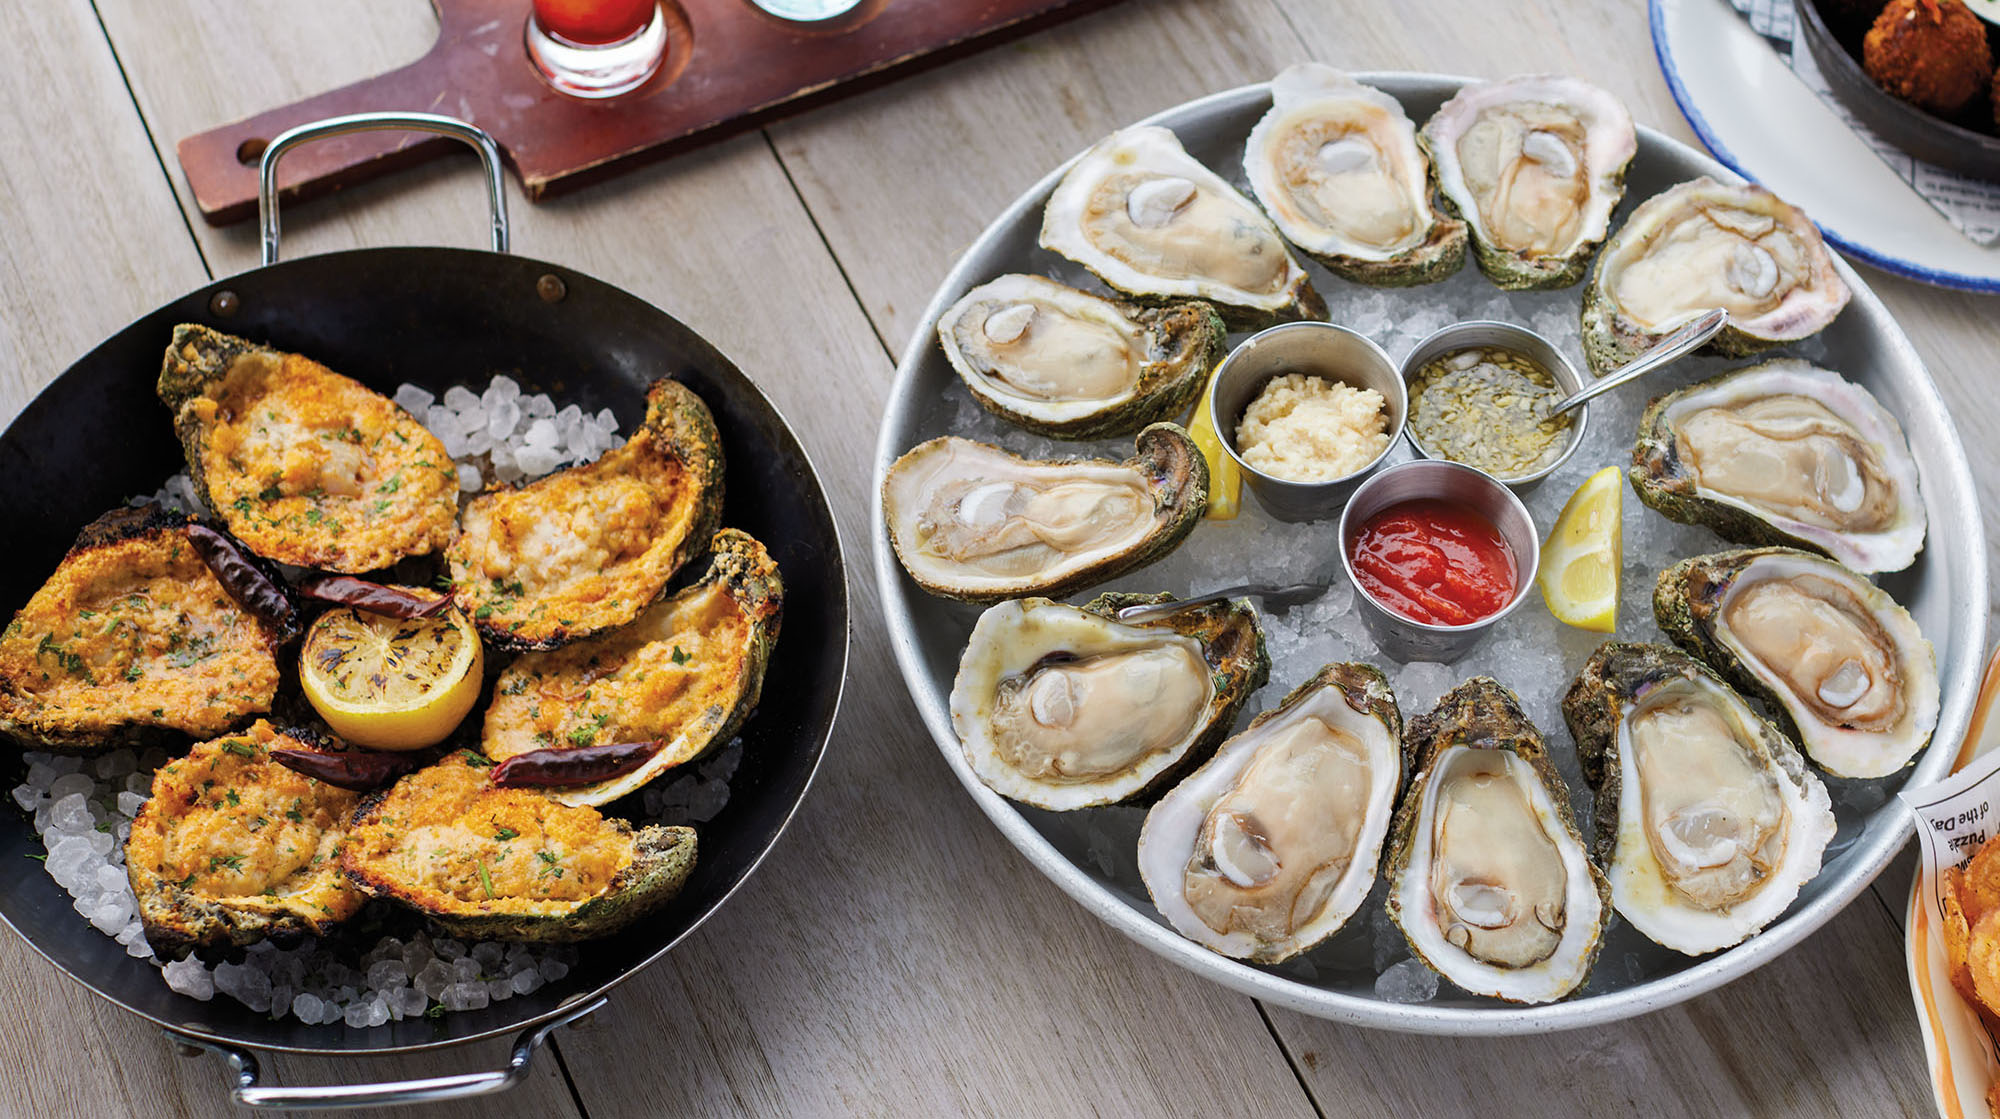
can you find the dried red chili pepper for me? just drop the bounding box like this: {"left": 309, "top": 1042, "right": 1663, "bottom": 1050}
{"left": 297, "top": 575, "right": 455, "bottom": 619}
{"left": 185, "top": 523, "right": 300, "bottom": 639}
{"left": 490, "top": 740, "right": 665, "bottom": 788}
{"left": 269, "top": 747, "right": 420, "bottom": 792}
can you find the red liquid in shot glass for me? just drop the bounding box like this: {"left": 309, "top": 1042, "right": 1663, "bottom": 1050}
{"left": 533, "top": 0, "right": 656, "bottom": 45}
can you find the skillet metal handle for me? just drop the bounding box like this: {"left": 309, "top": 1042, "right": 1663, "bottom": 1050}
{"left": 168, "top": 996, "right": 602, "bottom": 1109}
{"left": 258, "top": 111, "right": 510, "bottom": 266}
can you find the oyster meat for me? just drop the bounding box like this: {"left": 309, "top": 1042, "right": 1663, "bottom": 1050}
{"left": 1137, "top": 664, "right": 1402, "bottom": 963}
{"left": 937, "top": 275, "right": 1226, "bottom": 440}
{"left": 1583, "top": 177, "right": 1849, "bottom": 374}
{"left": 950, "top": 593, "right": 1268, "bottom": 810}
{"left": 1656, "top": 548, "right": 1937, "bottom": 779}
{"left": 1243, "top": 64, "right": 1466, "bottom": 286}
{"left": 881, "top": 426, "right": 1206, "bottom": 604}
{"left": 1385, "top": 678, "right": 1606, "bottom": 1003}
{"left": 1564, "top": 643, "right": 1836, "bottom": 956}
{"left": 1420, "top": 75, "right": 1635, "bottom": 290}
{"left": 1631, "top": 360, "right": 1925, "bottom": 573}
{"left": 1040, "top": 124, "right": 1325, "bottom": 329}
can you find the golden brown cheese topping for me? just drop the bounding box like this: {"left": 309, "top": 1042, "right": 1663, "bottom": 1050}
{"left": 447, "top": 379, "right": 721, "bottom": 649}
{"left": 343, "top": 755, "right": 634, "bottom": 913}
{"left": 128, "top": 721, "right": 363, "bottom": 918}
{"left": 186, "top": 349, "right": 458, "bottom": 572}
{"left": 0, "top": 527, "right": 281, "bottom": 744}
{"left": 481, "top": 580, "right": 754, "bottom": 768}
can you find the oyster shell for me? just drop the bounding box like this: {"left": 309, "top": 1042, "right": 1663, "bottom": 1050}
{"left": 937, "top": 275, "right": 1226, "bottom": 440}
{"left": 1243, "top": 64, "right": 1467, "bottom": 286}
{"left": 881, "top": 426, "right": 1206, "bottom": 604}
{"left": 1040, "top": 125, "right": 1325, "bottom": 330}
{"left": 1582, "top": 177, "right": 1849, "bottom": 374}
{"left": 1631, "top": 359, "right": 1925, "bottom": 573}
{"left": 1655, "top": 548, "right": 1938, "bottom": 779}
{"left": 1384, "top": 677, "right": 1606, "bottom": 1003}
{"left": 950, "top": 593, "right": 1269, "bottom": 810}
{"left": 1137, "top": 663, "right": 1402, "bottom": 963}
{"left": 1563, "top": 643, "right": 1836, "bottom": 956}
{"left": 1420, "top": 75, "right": 1635, "bottom": 290}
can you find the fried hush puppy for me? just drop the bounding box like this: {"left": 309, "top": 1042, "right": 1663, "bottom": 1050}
{"left": 1864, "top": 0, "right": 1994, "bottom": 115}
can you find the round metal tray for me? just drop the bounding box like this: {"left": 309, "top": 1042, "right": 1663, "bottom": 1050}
{"left": 872, "top": 73, "right": 1988, "bottom": 1033}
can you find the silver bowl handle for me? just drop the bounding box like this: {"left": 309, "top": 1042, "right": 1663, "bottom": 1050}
{"left": 258, "top": 111, "right": 510, "bottom": 266}
{"left": 167, "top": 996, "right": 602, "bottom": 1109}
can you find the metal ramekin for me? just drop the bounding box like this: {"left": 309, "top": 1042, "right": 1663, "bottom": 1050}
{"left": 1398, "top": 320, "right": 1587, "bottom": 492}
{"left": 1208, "top": 321, "right": 1407, "bottom": 522}
{"left": 1337, "top": 459, "right": 1541, "bottom": 663}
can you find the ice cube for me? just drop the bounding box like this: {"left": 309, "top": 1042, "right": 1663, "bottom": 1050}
{"left": 486, "top": 399, "right": 521, "bottom": 440}
{"left": 443, "top": 386, "right": 481, "bottom": 413}
{"left": 522, "top": 419, "right": 559, "bottom": 449}
{"left": 394, "top": 385, "right": 436, "bottom": 415}
{"left": 164, "top": 957, "right": 215, "bottom": 1000}
{"left": 457, "top": 463, "right": 483, "bottom": 493}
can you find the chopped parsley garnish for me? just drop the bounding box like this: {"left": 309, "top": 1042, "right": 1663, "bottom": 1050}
{"left": 210, "top": 854, "right": 246, "bottom": 873}
{"left": 458, "top": 750, "right": 494, "bottom": 769}
{"left": 221, "top": 740, "right": 256, "bottom": 758}
{"left": 476, "top": 861, "right": 496, "bottom": 899}
{"left": 566, "top": 713, "right": 609, "bottom": 749}
{"left": 670, "top": 645, "right": 690, "bottom": 666}
{"left": 225, "top": 789, "right": 241, "bottom": 807}
{"left": 500, "top": 677, "right": 529, "bottom": 696}
{"left": 494, "top": 826, "right": 518, "bottom": 842}
{"left": 286, "top": 799, "right": 305, "bottom": 823}
{"left": 376, "top": 474, "right": 403, "bottom": 495}
{"left": 536, "top": 851, "right": 564, "bottom": 879}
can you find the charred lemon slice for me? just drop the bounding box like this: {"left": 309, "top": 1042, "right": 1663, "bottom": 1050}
{"left": 300, "top": 596, "right": 483, "bottom": 750}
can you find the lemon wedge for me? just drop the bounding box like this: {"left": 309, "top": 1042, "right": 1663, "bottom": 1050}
{"left": 1190, "top": 364, "right": 1240, "bottom": 519}
{"left": 1538, "top": 465, "right": 1623, "bottom": 632}
{"left": 300, "top": 596, "right": 484, "bottom": 751}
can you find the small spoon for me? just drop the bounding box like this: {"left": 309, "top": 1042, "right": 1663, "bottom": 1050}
{"left": 1115, "top": 582, "right": 1323, "bottom": 623}
{"left": 1545, "top": 307, "right": 1730, "bottom": 418}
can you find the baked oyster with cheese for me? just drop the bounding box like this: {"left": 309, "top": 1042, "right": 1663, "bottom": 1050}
{"left": 1631, "top": 360, "right": 1925, "bottom": 573}
{"left": 128, "top": 721, "right": 366, "bottom": 954}
{"left": 157, "top": 325, "right": 460, "bottom": 572}
{"left": 1385, "top": 678, "right": 1606, "bottom": 1003}
{"left": 0, "top": 506, "right": 289, "bottom": 752}
{"left": 342, "top": 752, "right": 697, "bottom": 943}
{"left": 482, "top": 529, "right": 781, "bottom": 808}
{"left": 1563, "top": 643, "right": 1836, "bottom": 956}
{"left": 950, "top": 593, "right": 1268, "bottom": 810}
{"left": 1138, "top": 663, "right": 1402, "bottom": 963}
{"left": 881, "top": 426, "right": 1206, "bottom": 604}
{"left": 448, "top": 378, "right": 724, "bottom": 651}
{"left": 938, "top": 275, "right": 1224, "bottom": 440}
{"left": 1242, "top": 64, "right": 1466, "bottom": 286}
{"left": 1420, "top": 75, "right": 1635, "bottom": 290}
{"left": 1655, "top": 548, "right": 1937, "bottom": 779}
{"left": 1582, "top": 178, "right": 1849, "bottom": 374}
{"left": 1040, "top": 124, "right": 1325, "bottom": 329}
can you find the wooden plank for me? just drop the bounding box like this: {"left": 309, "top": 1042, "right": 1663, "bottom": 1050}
{"left": 1266, "top": 896, "right": 1928, "bottom": 1118}
{"left": 0, "top": 0, "right": 207, "bottom": 424}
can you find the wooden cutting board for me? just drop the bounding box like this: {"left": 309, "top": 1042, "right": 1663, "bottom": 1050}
{"left": 176, "top": 0, "right": 1125, "bottom": 225}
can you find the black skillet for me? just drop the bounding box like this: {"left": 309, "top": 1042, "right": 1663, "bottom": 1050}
{"left": 0, "top": 114, "right": 847, "bottom": 1107}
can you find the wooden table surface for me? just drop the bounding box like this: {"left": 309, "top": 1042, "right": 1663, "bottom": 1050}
{"left": 4, "top": 0, "right": 1993, "bottom": 1114}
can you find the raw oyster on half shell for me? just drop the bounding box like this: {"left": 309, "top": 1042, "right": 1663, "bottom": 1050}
{"left": 1631, "top": 360, "right": 1925, "bottom": 573}
{"left": 1655, "top": 548, "right": 1937, "bottom": 780}
{"left": 1582, "top": 177, "right": 1849, "bottom": 374}
{"left": 1137, "top": 663, "right": 1403, "bottom": 963}
{"left": 1420, "top": 75, "right": 1635, "bottom": 290}
{"left": 1040, "top": 124, "right": 1325, "bottom": 330}
{"left": 937, "top": 275, "right": 1226, "bottom": 440}
{"left": 1385, "top": 677, "right": 1606, "bottom": 1003}
{"left": 950, "top": 593, "right": 1269, "bottom": 811}
{"left": 1563, "top": 643, "right": 1836, "bottom": 956}
{"left": 1243, "top": 64, "right": 1466, "bottom": 286}
{"left": 881, "top": 426, "right": 1206, "bottom": 604}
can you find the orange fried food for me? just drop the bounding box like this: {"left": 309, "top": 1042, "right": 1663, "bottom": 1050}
{"left": 1864, "top": 0, "right": 1994, "bottom": 115}
{"left": 1941, "top": 836, "right": 2000, "bottom": 1024}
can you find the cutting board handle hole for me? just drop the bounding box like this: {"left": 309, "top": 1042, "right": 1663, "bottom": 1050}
{"left": 235, "top": 138, "right": 269, "bottom": 167}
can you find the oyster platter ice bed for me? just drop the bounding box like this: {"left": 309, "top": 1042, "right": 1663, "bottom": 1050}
{"left": 871, "top": 71, "right": 1989, "bottom": 1033}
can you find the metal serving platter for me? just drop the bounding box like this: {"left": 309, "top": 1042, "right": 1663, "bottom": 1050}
{"left": 871, "top": 73, "right": 1989, "bottom": 1033}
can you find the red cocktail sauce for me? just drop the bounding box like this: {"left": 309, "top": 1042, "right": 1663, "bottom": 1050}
{"left": 1349, "top": 499, "right": 1517, "bottom": 627}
